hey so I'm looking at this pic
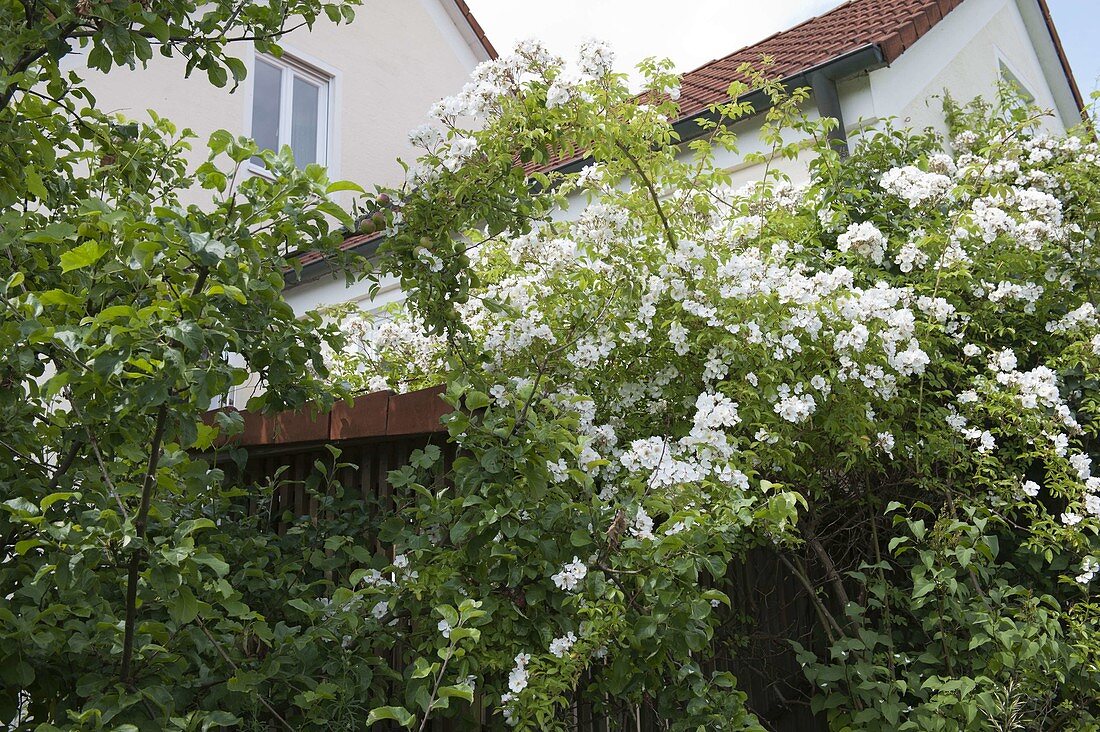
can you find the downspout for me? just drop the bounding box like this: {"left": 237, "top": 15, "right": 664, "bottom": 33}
{"left": 808, "top": 70, "right": 849, "bottom": 157}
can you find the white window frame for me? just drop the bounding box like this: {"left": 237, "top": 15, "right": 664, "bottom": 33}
{"left": 246, "top": 51, "right": 334, "bottom": 176}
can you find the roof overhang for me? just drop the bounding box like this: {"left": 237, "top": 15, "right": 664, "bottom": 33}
{"left": 550, "top": 43, "right": 886, "bottom": 175}
{"left": 443, "top": 0, "right": 497, "bottom": 61}
{"left": 1017, "top": 0, "right": 1086, "bottom": 124}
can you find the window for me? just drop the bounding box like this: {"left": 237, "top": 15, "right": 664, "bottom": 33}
{"left": 250, "top": 54, "right": 330, "bottom": 170}
{"left": 999, "top": 60, "right": 1035, "bottom": 105}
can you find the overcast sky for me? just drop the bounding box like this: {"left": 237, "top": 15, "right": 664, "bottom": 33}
{"left": 465, "top": 0, "right": 1099, "bottom": 100}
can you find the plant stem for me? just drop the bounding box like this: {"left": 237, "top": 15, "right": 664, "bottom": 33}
{"left": 120, "top": 403, "right": 168, "bottom": 685}
{"left": 47, "top": 438, "right": 81, "bottom": 491}
{"left": 613, "top": 140, "right": 676, "bottom": 250}
{"left": 417, "top": 642, "right": 455, "bottom": 732}
{"left": 198, "top": 621, "right": 296, "bottom": 731}
{"left": 779, "top": 553, "right": 842, "bottom": 641}
{"left": 805, "top": 521, "right": 852, "bottom": 616}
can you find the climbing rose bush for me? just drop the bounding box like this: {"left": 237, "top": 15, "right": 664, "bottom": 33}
{"left": 322, "top": 41, "right": 1100, "bottom": 729}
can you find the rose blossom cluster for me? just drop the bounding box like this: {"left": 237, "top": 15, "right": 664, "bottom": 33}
{"left": 880, "top": 165, "right": 953, "bottom": 207}
{"left": 323, "top": 43, "right": 1100, "bottom": 719}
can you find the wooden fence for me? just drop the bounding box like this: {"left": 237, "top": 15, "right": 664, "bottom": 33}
{"left": 207, "top": 386, "right": 826, "bottom": 731}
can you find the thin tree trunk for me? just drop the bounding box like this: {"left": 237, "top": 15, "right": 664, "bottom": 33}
{"left": 120, "top": 404, "right": 169, "bottom": 684}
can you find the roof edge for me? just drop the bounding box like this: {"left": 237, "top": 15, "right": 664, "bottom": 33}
{"left": 1033, "top": 0, "right": 1086, "bottom": 115}
{"left": 675, "top": 0, "right": 860, "bottom": 82}
{"left": 286, "top": 234, "right": 383, "bottom": 289}
{"left": 547, "top": 43, "right": 886, "bottom": 176}
{"left": 449, "top": 0, "right": 497, "bottom": 60}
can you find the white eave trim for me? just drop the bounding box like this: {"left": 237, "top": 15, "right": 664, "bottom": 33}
{"left": 1013, "top": 0, "right": 1083, "bottom": 127}
{"left": 419, "top": 0, "right": 493, "bottom": 67}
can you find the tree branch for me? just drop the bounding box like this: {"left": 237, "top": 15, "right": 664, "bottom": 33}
{"left": 779, "top": 553, "right": 842, "bottom": 642}
{"left": 48, "top": 439, "right": 82, "bottom": 491}
{"left": 120, "top": 402, "right": 169, "bottom": 685}
{"left": 0, "top": 21, "right": 82, "bottom": 109}
{"left": 198, "top": 621, "right": 296, "bottom": 731}
{"left": 613, "top": 140, "right": 676, "bottom": 250}
{"left": 804, "top": 520, "right": 851, "bottom": 614}
{"left": 65, "top": 394, "right": 131, "bottom": 519}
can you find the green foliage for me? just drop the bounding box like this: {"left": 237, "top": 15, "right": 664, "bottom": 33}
{"left": 797, "top": 504, "right": 1098, "bottom": 730}
{"left": 0, "top": 0, "right": 367, "bottom": 728}
{"left": 4, "top": 10, "right": 1100, "bottom": 729}
{"left": 325, "top": 45, "right": 1100, "bottom": 730}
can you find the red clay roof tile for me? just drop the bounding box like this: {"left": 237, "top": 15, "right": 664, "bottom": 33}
{"left": 660, "top": 0, "right": 967, "bottom": 120}
{"left": 293, "top": 231, "right": 382, "bottom": 269}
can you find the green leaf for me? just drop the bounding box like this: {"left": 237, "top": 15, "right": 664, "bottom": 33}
{"left": 223, "top": 601, "right": 251, "bottom": 618}
{"left": 38, "top": 289, "right": 83, "bottom": 307}
{"left": 23, "top": 222, "right": 75, "bottom": 243}
{"left": 441, "top": 683, "right": 475, "bottom": 703}
{"left": 188, "top": 232, "right": 230, "bottom": 265}
{"left": 207, "top": 283, "right": 247, "bottom": 304}
{"left": 224, "top": 57, "right": 247, "bottom": 86}
{"left": 569, "top": 528, "right": 591, "bottom": 547}
{"left": 3, "top": 497, "right": 39, "bottom": 516}
{"left": 201, "top": 711, "right": 240, "bottom": 728}
{"left": 169, "top": 587, "right": 200, "bottom": 625}
{"left": 192, "top": 554, "right": 231, "bottom": 576}
{"left": 447, "top": 627, "right": 480, "bottom": 643}
{"left": 40, "top": 492, "right": 75, "bottom": 511}
{"left": 209, "top": 129, "right": 233, "bottom": 155}
{"left": 636, "top": 616, "right": 658, "bottom": 640}
{"left": 912, "top": 578, "right": 936, "bottom": 600}
{"left": 464, "top": 390, "right": 491, "bottom": 411}
{"left": 366, "top": 706, "right": 415, "bottom": 728}
{"left": 411, "top": 657, "right": 435, "bottom": 679}
{"left": 326, "top": 180, "right": 366, "bottom": 194}
{"left": 178, "top": 518, "right": 217, "bottom": 537}
{"left": 316, "top": 200, "right": 354, "bottom": 227}
{"left": 97, "top": 305, "right": 136, "bottom": 322}
{"left": 14, "top": 539, "right": 44, "bottom": 555}
{"left": 436, "top": 604, "right": 459, "bottom": 629}
{"left": 24, "top": 167, "right": 47, "bottom": 200}
{"left": 60, "top": 241, "right": 108, "bottom": 273}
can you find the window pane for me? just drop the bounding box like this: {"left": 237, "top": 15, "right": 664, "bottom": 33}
{"left": 291, "top": 76, "right": 320, "bottom": 167}
{"left": 251, "top": 59, "right": 282, "bottom": 163}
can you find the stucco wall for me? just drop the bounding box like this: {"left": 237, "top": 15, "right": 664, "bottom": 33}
{"left": 871, "top": 0, "right": 1070, "bottom": 137}
{"left": 71, "top": 0, "right": 482, "bottom": 204}
{"left": 290, "top": 268, "right": 405, "bottom": 315}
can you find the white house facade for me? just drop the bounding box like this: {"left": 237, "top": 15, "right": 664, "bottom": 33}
{"left": 283, "top": 0, "right": 1085, "bottom": 317}
{"left": 73, "top": 0, "right": 496, "bottom": 204}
